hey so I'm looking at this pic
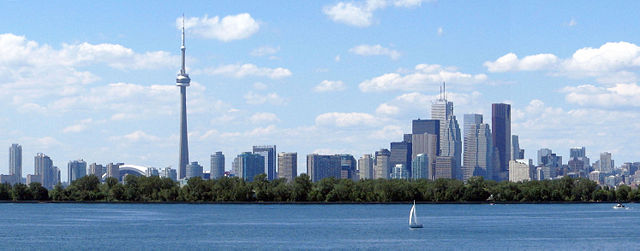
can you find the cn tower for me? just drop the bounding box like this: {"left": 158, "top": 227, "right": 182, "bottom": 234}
{"left": 176, "top": 16, "right": 190, "bottom": 180}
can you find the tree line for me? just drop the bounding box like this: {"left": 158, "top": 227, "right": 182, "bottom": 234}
{"left": 0, "top": 174, "right": 637, "bottom": 203}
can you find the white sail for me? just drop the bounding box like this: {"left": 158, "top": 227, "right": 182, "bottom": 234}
{"left": 409, "top": 204, "right": 415, "bottom": 224}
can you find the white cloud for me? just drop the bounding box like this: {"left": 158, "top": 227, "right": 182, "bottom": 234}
{"left": 249, "top": 112, "right": 280, "bottom": 124}
{"left": 437, "top": 27, "right": 443, "bottom": 36}
{"left": 485, "top": 41, "right": 640, "bottom": 83}
{"left": 375, "top": 103, "right": 400, "bottom": 115}
{"left": 114, "top": 130, "right": 161, "bottom": 143}
{"left": 568, "top": 18, "right": 577, "bottom": 27}
{"left": 484, "top": 53, "right": 558, "bottom": 72}
{"left": 377, "top": 91, "right": 483, "bottom": 118}
{"left": 197, "top": 63, "right": 292, "bottom": 79}
{"left": 323, "top": 2, "right": 374, "bottom": 27}
{"left": 314, "top": 80, "right": 346, "bottom": 92}
{"left": 562, "top": 83, "right": 640, "bottom": 108}
{"left": 181, "top": 13, "right": 260, "bottom": 42}
{"left": 315, "top": 112, "right": 379, "bottom": 127}
{"left": 244, "top": 91, "right": 286, "bottom": 105}
{"left": 335, "top": 55, "right": 341, "bottom": 62}
{"left": 62, "top": 118, "right": 93, "bottom": 133}
{"left": 349, "top": 44, "right": 400, "bottom": 60}
{"left": 250, "top": 46, "right": 279, "bottom": 57}
{"left": 323, "top": 0, "right": 431, "bottom": 27}
{"left": 359, "top": 64, "right": 487, "bottom": 92}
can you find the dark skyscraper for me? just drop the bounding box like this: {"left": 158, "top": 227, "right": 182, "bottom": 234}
{"left": 492, "top": 103, "right": 511, "bottom": 181}
{"left": 307, "top": 154, "right": 342, "bottom": 182}
{"left": 253, "top": 145, "right": 277, "bottom": 180}
{"left": 176, "top": 17, "right": 191, "bottom": 180}
{"left": 412, "top": 119, "right": 440, "bottom": 154}
{"left": 390, "top": 141, "right": 412, "bottom": 177}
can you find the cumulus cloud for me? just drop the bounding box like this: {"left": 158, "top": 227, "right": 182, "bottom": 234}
{"left": 484, "top": 53, "right": 558, "bottom": 72}
{"left": 376, "top": 91, "right": 483, "bottom": 118}
{"left": 349, "top": 44, "right": 400, "bottom": 60}
{"left": 375, "top": 103, "right": 400, "bottom": 115}
{"left": 323, "top": 0, "right": 431, "bottom": 27}
{"left": 314, "top": 80, "right": 346, "bottom": 92}
{"left": 0, "top": 33, "right": 178, "bottom": 109}
{"left": 197, "top": 63, "right": 292, "bottom": 79}
{"left": 112, "top": 130, "right": 161, "bottom": 142}
{"left": 315, "top": 112, "right": 380, "bottom": 127}
{"left": 485, "top": 41, "right": 640, "bottom": 83}
{"left": 244, "top": 91, "right": 286, "bottom": 105}
{"left": 562, "top": 83, "right": 640, "bottom": 108}
{"left": 359, "top": 64, "right": 487, "bottom": 92}
{"left": 180, "top": 13, "right": 260, "bottom": 42}
{"left": 249, "top": 112, "right": 280, "bottom": 124}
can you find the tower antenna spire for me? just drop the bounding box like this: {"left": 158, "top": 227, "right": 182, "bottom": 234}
{"left": 180, "top": 14, "right": 186, "bottom": 75}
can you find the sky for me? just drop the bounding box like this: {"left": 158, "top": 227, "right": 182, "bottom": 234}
{"left": 1, "top": 0, "right": 640, "bottom": 181}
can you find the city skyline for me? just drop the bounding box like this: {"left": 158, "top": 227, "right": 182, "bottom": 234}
{"left": 1, "top": 1, "right": 640, "bottom": 182}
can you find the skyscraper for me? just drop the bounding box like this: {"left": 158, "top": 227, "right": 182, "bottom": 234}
{"left": 68, "top": 159, "right": 87, "bottom": 183}
{"left": 106, "top": 163, "right": 121, "bottom": 181}
{"left": 411, "top": 133, "right": 438, "bottom": 179}
{"left": 9, "top": 144, "right": 21, "bottom": 180}
{"left": 210, "top": 152, "right": 225, "bottom": 180}
{"left": 236, "top": 152, "right": 266, "bottom": 182}
{"left": 463, "top": 123, "right": 493, "bottom": 181}
{"left": 88, "top": 163, "right": 105, "bottom": 179}
{"left": 599, "top": 152, "right": 613, "bottom": 173}
{"left": 253, "top": 145, "right": 277, "bottom": 180}
{"left": 306, "top": 154, "right": 341, "bottom": 182}
{"left": 411, "top": 154, "right": 429, "bottom": 180}
{"left": 176, "top": 17, "right": 191, "bottom": 180}
{"left": 492, "top": 103, "right": 511, "bottom": 181}
{"left": 432, "top": 83, "right": 461, "bottom": 178}
{"left": 570, "top": 147, "right": 586, "bottom": 159}
{"left": 435, "top": 156, "right": 455, "bottom": 179}
{"left": 374, "top": 149, "right": 391, "bottom": 179}
{"left": 463, "top": 114, "right": 482, "bottom": 180}
{"left": 390, "top": 140, "right": 412, "bottom": 178}
{"left": 185, "top": 161, "right": 203, "bottom": 179}
{"left": 339, "top": 154, "right": 357, "bottom": 180}
{"left": 34, "top": 153, "right": 54, "bottom": 188}
{"left": 277, "top": 152, "right": 297, "bottom": 182}
{"left": 358, "top": 154, "right": 374, "bottom": 180}
{"left": 511, "top": 135, "right": 520, "bottom": 161}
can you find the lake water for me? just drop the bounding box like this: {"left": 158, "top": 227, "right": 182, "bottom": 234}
{"left": 0, "top": 203, "right": 637, "bottom": 250}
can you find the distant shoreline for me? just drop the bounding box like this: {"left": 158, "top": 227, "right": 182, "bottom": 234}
{"left": 0, "top": 200, "right": 628, "bottom": 205}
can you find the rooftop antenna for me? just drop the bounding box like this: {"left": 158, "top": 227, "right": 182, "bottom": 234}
{"left": 443, "top": 81, "right": 447, "bottom": 101}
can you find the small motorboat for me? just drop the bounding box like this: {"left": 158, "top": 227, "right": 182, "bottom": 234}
{"left": 409, "top": 200, "right": 423, "bottom": 229}
{"left": 613, "top": 203, "right": 626, "bottom": 209}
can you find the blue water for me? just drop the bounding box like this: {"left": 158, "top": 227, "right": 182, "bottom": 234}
{"left": 0, "top": 203, "right": 637, "bottom": 250}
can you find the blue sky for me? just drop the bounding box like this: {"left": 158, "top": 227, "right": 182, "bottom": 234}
{"left": 1, "top": 0, "right": 640, "bottom": 180}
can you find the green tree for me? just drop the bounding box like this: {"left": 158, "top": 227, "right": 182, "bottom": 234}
{"left": 616, "top": 185, "right": 631, "bottom": 202}
{"left": 291, "top": 174, "right": 312, "bottom": 201}
{"left": 29, "top": 182, "right": 49, "bottom": 201}
{"left": 11, "top": 183, "right": 32, "bottom": 201}
{"left": 0, "top": 183, "right": 11, "bottom": 200}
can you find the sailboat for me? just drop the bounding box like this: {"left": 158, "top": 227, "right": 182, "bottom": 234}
{"left": 409, "top": 200, "right": 423, "bottom": 229}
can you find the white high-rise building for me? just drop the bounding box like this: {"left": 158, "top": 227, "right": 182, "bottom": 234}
{"left": 599, "top": 152, "right": 613, "bottom": 173}
{"left": 509, "top": 159, "right": 530, "bottom": 182}
{"left": 431, "top": 82, "right": 462, "bottom": 178}
{"left": 358, "top": 154, "right": 374, "bottom": 180}
{"left": 9, "top": 144, "right": 22, "bottom": 180}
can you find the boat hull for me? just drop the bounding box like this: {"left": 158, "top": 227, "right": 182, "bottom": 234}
{"left": 409, "top": 224, "right": 423, "bottom": 229}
